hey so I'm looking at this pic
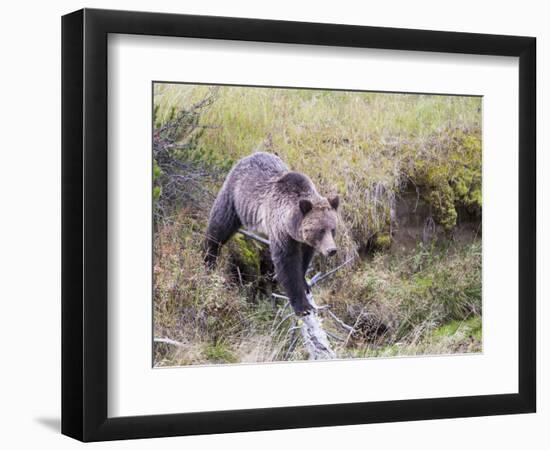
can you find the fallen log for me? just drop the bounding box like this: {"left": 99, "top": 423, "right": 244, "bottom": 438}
{"left": 300, "top": 312, "right": 336, "bottom": 359}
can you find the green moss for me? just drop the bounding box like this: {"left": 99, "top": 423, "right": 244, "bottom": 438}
{"left": 229, "top": 234, "right": 262, "bottom": 277}
{"left": 449, "top": 131, "right": 482, "bottom": 214}
{"left": 470, "top": 188, "right": 482, "bottom": 207}
{"left": 406, "top": 127, "right": 481, "bottom": 231}
{"left": 153, "top": 185, "right": 162, "bottom": 201}
{"left": 454, "top": 177, "right": 469, "bottom": 198}
{"left": 374, "top": 233, "right": 392, "bottom": 250}
{"left": 203, "top": 342, "right": 238, "bottom": 364}
{"left": 413, "top": 275, "right": 433, "bottom": 292}
{"left": 153, "top": 160, "right": 163, "bottom": 180}
{"left": 431, "top": 316, "right": 482, "bottom": 342}
{"left": 153, "top": 160, "right": 164, "bottom": 204}
{"left": 425, "top": 183, "right": 457, "bottom": 232}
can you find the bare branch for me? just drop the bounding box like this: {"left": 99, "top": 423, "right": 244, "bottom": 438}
{"left": 308, "top": 255, "right": 356, "bottom": 287}
{"left": 308, "top": 272, "right": 323, "bottom": 285}
{"left": 344, "top": 308, "right": 365, "bottom": 346}
{"left": 154, "top": 337, "right": 186, "bottom": 348}
{"left": 236, "top": 266, "right": 244, "bottom": 287}
{"left": 325, "top": 309, "right": 356, "bottom": 334}
{"left": 237, "top": 229, "right": 270, "bottom": 246}
{"left": 325, "top": 330, "right": 346, "bottom": 342}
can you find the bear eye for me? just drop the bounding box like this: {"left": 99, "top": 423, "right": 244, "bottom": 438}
{"left": 331, "top": 228, "right": 336, "bottom": 237}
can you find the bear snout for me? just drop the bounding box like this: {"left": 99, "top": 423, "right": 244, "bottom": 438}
{"left": 322, "top": 247, "right": 337, "bottom": 258}
{"left": 318, "top": 233, "right": 337, "bottom": 257}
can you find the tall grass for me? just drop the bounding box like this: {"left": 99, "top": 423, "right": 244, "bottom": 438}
{"left": 155, "top": 84, "right": 481, "bottom": 246}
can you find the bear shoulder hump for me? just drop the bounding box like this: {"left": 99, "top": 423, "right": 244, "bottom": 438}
{"left": 276, "top": 171, "right": 313, "bottom": 196}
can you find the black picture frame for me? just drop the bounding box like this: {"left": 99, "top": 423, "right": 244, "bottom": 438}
{"left": 61, "top": 8, "right": 536, "bottom": 442}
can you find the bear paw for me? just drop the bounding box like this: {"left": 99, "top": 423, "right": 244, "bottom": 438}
{"left": 294, "top": 302, "right": 314, "bottom": 317}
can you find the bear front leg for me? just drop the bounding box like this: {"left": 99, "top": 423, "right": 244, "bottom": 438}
{"left": 271, "top": 239, "right": 312, "bottom": 316}
{"left": 301, "top": 243, "right": 315, "bottom": 292}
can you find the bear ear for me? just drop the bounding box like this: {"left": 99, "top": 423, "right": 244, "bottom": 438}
{"left": 328, "top": 195, "right": 339, "bottom": 210}
{"left": 299, "top": 199, "right": 313, "bottom": 215}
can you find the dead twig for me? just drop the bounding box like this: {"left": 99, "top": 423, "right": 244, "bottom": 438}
{"left": 325, "top": 309, "right": 355, "bottom": 334}
{"left": 344, "top": 307, "right": 365, "bottom": 346}
{"left": 325, "top": 330, "right": 346, "bottom": 342}
{"left": 236, "top": 266, "right": 244, "bottom": 287}
{"left": 237, "top": 229, "right": 270, "bottom": 246}
{"left": 308, "top": 256, "right": 355, "bottom": 287}
{"left": 154, "top": 337, "right": 186, "bottom": 348}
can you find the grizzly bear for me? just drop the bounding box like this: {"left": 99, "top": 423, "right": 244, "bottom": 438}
{"left": 204, "top": 152, "right": 339, "bottom": 316}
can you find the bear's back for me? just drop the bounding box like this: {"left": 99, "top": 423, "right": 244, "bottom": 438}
{"left": 235, "top": 152, "right": 288, "bottom": 177}
{"left": 275, "top": 171, "right": 316, "bottom": 198}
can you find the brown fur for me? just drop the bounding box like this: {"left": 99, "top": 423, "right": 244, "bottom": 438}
{"left": 204, "top": 152, "right": 339, "bottom": 315}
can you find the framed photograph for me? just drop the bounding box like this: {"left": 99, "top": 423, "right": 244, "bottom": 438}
{"left": 61, "top": 8, "right": 536, "bottom": 442}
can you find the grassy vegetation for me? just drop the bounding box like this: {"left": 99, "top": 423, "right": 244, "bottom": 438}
{"left": 152, "top": 83, "right": 482, "bottom": 366}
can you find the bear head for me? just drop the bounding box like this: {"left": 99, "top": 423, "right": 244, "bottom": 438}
{"left": 298, "top": 195, "right": 339, "bottom": 257}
